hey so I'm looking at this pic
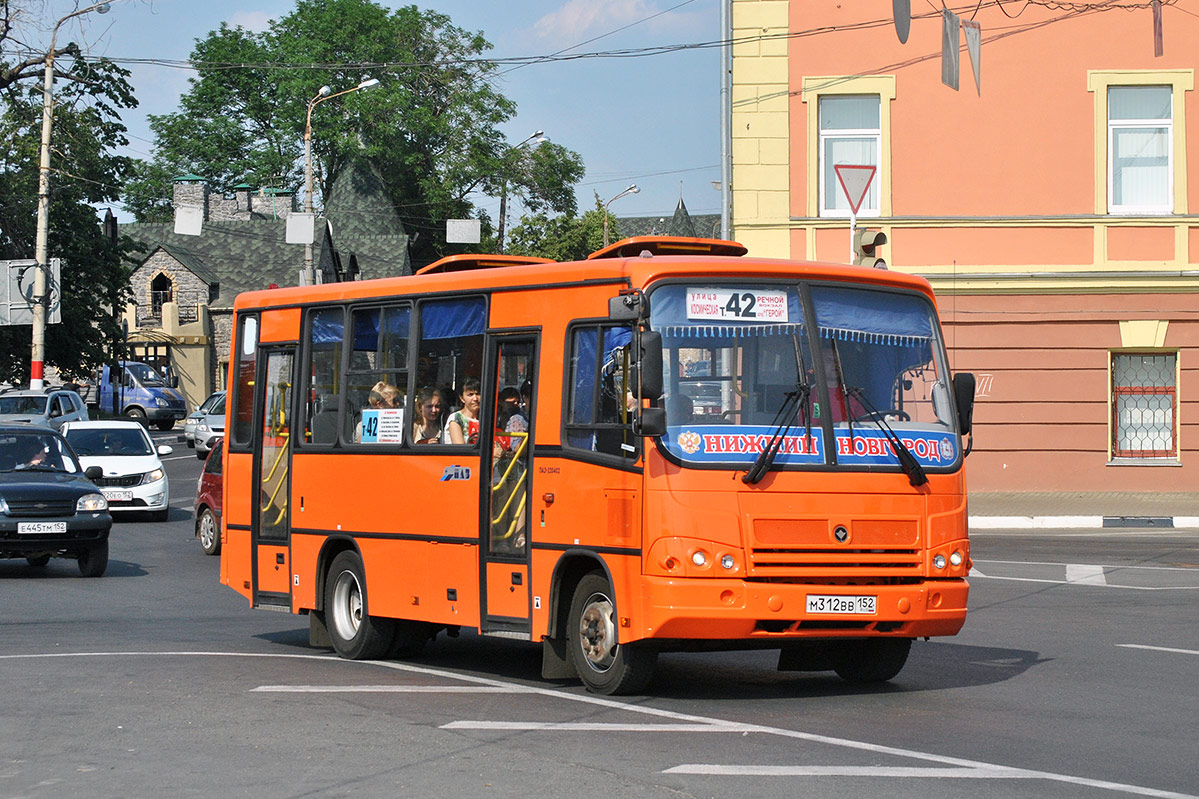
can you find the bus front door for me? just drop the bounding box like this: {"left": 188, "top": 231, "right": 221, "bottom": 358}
{"left": 252, "top": 348, "right": 295, "bottom": 609}
{"left": 480, "top": 336, "right": 536, "bottom": 636}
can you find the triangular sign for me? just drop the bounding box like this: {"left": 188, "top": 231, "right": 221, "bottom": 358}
{"left": 834, "top": 164, "right": 877, "bottom": 215}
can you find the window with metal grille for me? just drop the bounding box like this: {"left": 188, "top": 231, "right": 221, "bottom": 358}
{"left": 1111, "top": 353, "right": 1176, "bottom": 458}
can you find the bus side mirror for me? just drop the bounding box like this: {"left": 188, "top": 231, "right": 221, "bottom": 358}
{"left": 638, "top": 331, "right": 663, "bottom": 401}
{"left": 609, "top": 292, "right": 647, "bottom": 321}
{"left": 635, "top": 406, "right": 666, "bottom": 437}
{"left": 953, "top": 372, "right": 976, "bottom": 436}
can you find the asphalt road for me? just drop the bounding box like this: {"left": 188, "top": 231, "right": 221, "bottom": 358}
{"left": 2, "top": 435, "right": 1197, "bottom": 798}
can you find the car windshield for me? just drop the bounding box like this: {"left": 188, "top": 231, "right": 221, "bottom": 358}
{"left": 126, "top": 363, "right": 165, "bottom": 386}
{"left": 0, "top": 431, "right": 77, "bottom": 473}
{"left": 66, "top": 427, "right": 153, "bottom": 457}
{"left": 210, "top": 396, "right": 226, "bottom": 416}
{"left": 650, "top": 281, "right": 959, "bottom": 471}
{"left": 0, "top": 396, "right": 48, "bottom": 414}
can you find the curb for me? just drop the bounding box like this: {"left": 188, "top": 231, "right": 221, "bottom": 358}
{"left": 971, "top": 515, "right": 1199, "bottom": 530}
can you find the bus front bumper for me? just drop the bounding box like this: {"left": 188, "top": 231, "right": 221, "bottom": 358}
{"left": 638, "top": 576, "right": 969, "bottom": 641}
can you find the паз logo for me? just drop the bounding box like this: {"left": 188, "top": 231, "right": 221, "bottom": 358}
{"left": 440, "top": 465, "right": 471, "bottom": 482}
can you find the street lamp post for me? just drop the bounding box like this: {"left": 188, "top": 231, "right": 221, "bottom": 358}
{"left": 602, "top": 184, "right": 639, "bottom": 247}
{"left": 496, "top": 130, "right": 544, "bottom": 254}
{"left": 31, "top": 1, "right": 112, "bottom": 390}
{"left": 303, "top": 77, "right": 379, "bottom": 285}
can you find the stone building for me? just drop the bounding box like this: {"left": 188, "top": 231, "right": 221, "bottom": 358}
{"left": 120, "top": 162, "right": 410, "bottom": 410}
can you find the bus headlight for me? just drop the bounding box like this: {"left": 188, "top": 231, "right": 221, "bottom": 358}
{"left": 933, "top": 554, "right": 947, "bottom": 570}
{"left": 720, "top": 554, "right": 735, "bottom": 570}
{"left": 691, "top": 550, "right": 708, "bottom": 567}
{"left": 949, "top": 550, "right": 963, "bottom": 567}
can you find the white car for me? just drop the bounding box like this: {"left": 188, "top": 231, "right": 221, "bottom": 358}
{"left": 184, "top": 390, "right": 224, "bottom": 448}
{"left": 61, "top": 420, "right": 172, "bottom": 521}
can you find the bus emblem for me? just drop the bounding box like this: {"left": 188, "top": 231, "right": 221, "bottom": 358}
{"left": 440, "top": 465, "right": 472, "bottom": 482}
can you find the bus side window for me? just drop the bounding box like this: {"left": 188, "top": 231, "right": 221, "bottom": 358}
{"left": 305, "top": 307, "right": 344, "bottom": 445}
{"left": 415, "top": 297, "right": 486, "bottom": 445}
{"left": 565, "top": 323, "right": 635, "bottom": 458}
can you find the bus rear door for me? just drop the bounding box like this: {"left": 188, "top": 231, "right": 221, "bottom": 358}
{"left": 480, "top": 335, "right": 536, "bottom": 636}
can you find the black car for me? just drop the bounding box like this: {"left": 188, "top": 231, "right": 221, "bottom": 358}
{"left": 0, "top": 425, "right": 111, "bottom": 577}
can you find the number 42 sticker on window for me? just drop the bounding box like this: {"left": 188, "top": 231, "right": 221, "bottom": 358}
{"left": 687, "top": 288, "right": 788, "bottom": 323}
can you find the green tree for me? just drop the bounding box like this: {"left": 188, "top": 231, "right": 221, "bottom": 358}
{"left": 0, "top": 4, "right": 137, "bottom": 384}
{"left": 127, "top": 0, "right": 585, "bottom": 260}
{"left": 505, "top": 194, "right": 621, "bottom": 263}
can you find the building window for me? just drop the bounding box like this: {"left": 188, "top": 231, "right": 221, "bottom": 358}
{"left": 1108, "top": 86, "right": 1172, "bottom": 214}
{"left": 1111, "top": 352, "right": 1176, "bottom": 459}
{"left": 150, "top": 273, "right": 174, "bottom": 317}
{"left": 819, "top": 95, "right": 881, "bottom": 217}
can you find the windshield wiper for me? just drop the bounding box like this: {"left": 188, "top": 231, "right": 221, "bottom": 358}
{"left": 743, "top": 335, "right": 812, "bottom": 485}
{"left": 845, "top": 386, "right": 928, "bottom": 487}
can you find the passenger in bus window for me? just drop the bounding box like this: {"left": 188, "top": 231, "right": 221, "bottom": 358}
{"left": 354, "top": 381, "right": 402, "bottom": 442}
{"left": 446, "top": 377, "right": 481, "bottom": 445}
{"left": 413, "top": 386, "right": 444, "bottom": 444}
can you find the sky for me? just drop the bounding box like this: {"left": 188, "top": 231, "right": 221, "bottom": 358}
{"left": 27, "top": 0, "right": 725, "bottom": 226}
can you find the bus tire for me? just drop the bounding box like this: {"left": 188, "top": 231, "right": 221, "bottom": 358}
{"left": 833, "top": 638, "right": 912, "bottom": 683}
{"left": 324, "top": 551, "right": 393, "bottom": 660}
{"left": 567, "top": 572, "right": 656, "bottom": 695}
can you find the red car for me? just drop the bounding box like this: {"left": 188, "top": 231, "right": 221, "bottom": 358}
{"left": 194, "top": 442, "right": 222, "bottom": 555}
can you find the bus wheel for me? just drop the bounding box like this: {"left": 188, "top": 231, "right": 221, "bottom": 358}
{"left": 567, "top": 572, "right": 656, "bottom": 695}
{"left": 833, "top": 638, "right": 912, "bottom": 683}
{"left": 324, "top": 551, "right": 393, "bottom": 659}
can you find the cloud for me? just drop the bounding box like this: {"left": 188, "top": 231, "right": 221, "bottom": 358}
{"left": 533, "top": 0, "right": 661, "bottom": 41}
{"left": 226, "top": 10, "right": 273, "bottom": 33}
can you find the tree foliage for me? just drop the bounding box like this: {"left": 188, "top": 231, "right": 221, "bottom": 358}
{"left": 504, "top": 194, "right": 623, "bottom": 263}
{"left": 127, "top": 0, "right": 585, "bottom": 260}
{"left": 0, "top": 2, "right": 137, "bottom": 384}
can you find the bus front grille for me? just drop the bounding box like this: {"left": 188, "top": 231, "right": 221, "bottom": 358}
{"left": 748, "top": 548, "right": 922, "bottom": 578}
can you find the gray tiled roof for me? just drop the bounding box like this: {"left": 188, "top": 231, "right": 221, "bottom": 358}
{"left": 619, "top": 198, "right": 721, "bottom": 240}
{"left": 121, "top": 158, "right": 410, "bottom": 308}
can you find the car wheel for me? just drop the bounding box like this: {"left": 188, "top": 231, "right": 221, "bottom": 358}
{"left": 187, "top": 439, "right": 195, "bottom": 448}
{"left": 324, "top": 550, "right": 394, "bottom": 660}
{"left": 197, "top": 507, "right": 220, "bottom": 555}
{"left": 125, "top": 407, "right": 147, "bottom": 424}
{"left": 156, "top": 419, "right": 175, "bottom": 431}
{"left": 77, "top": 539, "right": 108, "bottom": 578}
{"left": 567, "top": 571, "right": 656, "bottom": 695}
{"left": 196, "top": 449, "right": 207, "bottom": 460}
{"left": 149, "top": 507, "right": 169, "bottom": 522}
{"left": 26, "top": 554, "right": 51, "bottom": 568}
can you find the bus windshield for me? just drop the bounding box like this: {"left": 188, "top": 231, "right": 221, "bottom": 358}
{"left": 650, "top": 281, "right": 958, "bottom": 470}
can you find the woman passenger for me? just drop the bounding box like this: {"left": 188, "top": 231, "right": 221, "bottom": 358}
{"left": 446, "top": 378, "right": 481, "bottom": 445}
{"left": 413, "top": 386, "right": 444, "bottom": 445}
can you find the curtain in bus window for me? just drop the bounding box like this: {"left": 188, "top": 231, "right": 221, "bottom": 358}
{"left": 811, "top": 286, "right": 937, "bottom": 415}
{"left": 306, "top": 307, "right": 343, "bottom": 445}
{"left": 421, "top": 297, "right": 486, "bottom": 339}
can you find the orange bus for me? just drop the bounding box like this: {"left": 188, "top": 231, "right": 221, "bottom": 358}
{"left": 220, "top": 236, "right": 976, "bottom": 695}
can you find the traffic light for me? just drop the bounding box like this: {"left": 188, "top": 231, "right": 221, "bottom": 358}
{"left": 853, "top": 229, "right": 888, "bottom": 269}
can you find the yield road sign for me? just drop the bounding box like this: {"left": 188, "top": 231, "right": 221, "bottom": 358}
{"left": 834, "top": 164, "right": 876, "bottom": 215}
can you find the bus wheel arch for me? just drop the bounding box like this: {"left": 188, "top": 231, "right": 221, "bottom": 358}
{"left": 322, "top": 547, "right": 394, "bottom": 660}
{"left": 563, "top": 568, "right": 657, "bottom": 695}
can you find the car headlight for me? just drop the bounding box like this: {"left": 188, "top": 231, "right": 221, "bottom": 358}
{"left": 156, "top": 397, "right": 170, "bottom": 407}
{"left": 197, "top": 423, "right": 209, "bottom": 433}
{"left": 77, "top": 493, "right": 108, "bottom": 512}
{"left": 143, "top": 468, "right": 165, "bottom": 484}
{"left": 0, "top": 496, "right": 8, "bottom": 515}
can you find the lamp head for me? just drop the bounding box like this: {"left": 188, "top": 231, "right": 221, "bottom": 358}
{"left": 357, "top": 77, "right": 380, "bottom": 90}
{"left": 96, "top": 3, "right": 111, "bottom": 13}
{"left": 318, "top": 85, "right": 332, "bottom": 97}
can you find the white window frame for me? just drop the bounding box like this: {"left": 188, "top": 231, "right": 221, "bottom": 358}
{"left": 817, "top": 95, "right": 882, "bottom": 218}
{"left": 1107, "top": 86, "right": 1172, "bottom": 216}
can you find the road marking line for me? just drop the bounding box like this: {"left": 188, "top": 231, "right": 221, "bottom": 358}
{"left": 978, "top": 559, "right": 1199, "bottom": 573}
{"left": 255, "top": 685, "right": 526, "bottom": 693}
{"left": 3, "top": 651, "right": 1194, "bottom": 799}
{"left": 664, "top": 765, "right": 1035, "bottom": 778}
{"left": 443, "top": 722, "right": 745, "bottom": 732}
{"left": 967, "top": 574, "right": 1196, "bottom": 591}
{"left": 1066, "top": 564, "right": 1107, "bottom": 585}
{"left": 1118, "top": 644, "right": 1199, "bottom": 657}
